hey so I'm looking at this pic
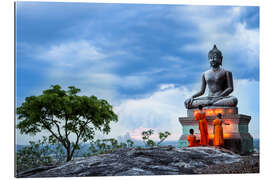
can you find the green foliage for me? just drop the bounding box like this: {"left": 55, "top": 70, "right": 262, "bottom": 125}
{"left": 157, "top": 131, "right": 171, "bottom": 146}
{"left": 16, "top": 85, "right": 118, "bottom": 162}
{"left": 142, "top": 129, "right": 156, "bottom": 147}
{"left": 141, "top": 129, "right": 171, "bottom": 147}
{"left": 126, "top": 139, "right": 134, "bottom": 148}
{"left": 83, "top": 138, "right": 134, "bottom": 157}
{"left": 16, "top": 137, "right": 66, "bottom": 173}
{"left": 142, "top": 129, "right": 154, "bottom": 141}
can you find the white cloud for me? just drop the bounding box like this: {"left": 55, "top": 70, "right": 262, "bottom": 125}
{"left": 78, "top": 73, "right": 152, "bottom": 104}
{"left": 159, "top": 84, "right": 175, "bottom": 90}
{"left": 112, "top": 85, "right": 194, "bottom": 141}
{"left": 38, "top": 40, "right": 106, "bottom": 66}
{"left": 174, "top": 6, "right": 259, "bottom": 68}
{"left": 181, "top": 23, "right": 259, "bottom": 62}
{"left": 31, "top": 71, "right": 152, "bottom": 106}
{"left": 162, "top": 55, "right": 184, "bottom": 63}
{"left": 25, "top": 38, "right": 152, "bottom": 104}
{"left": 234, "top": 23, "right": 259, "bottom": 60}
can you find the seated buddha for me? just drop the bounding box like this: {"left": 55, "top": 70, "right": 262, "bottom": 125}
{"left": 184, "top": 45, "right": 238, "bottom": 109}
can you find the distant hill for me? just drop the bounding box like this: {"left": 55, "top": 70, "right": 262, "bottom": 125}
{"left": 16, "top": 138, "right": 260, "bottom": 155}
{"left": 16, "top": 144, "right": 27, "bottom": 151}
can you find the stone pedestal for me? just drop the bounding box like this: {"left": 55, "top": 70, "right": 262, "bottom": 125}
{"left": 178, "top": 106, "right": 253, "bottom": 154}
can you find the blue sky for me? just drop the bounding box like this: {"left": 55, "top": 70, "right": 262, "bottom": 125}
{"left": 16, "top": 2, "right": 259, "bottom": 144}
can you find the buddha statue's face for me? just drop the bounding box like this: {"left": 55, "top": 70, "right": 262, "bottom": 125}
{"left": 209, "top": 53, "right": 222, "bottom": 68}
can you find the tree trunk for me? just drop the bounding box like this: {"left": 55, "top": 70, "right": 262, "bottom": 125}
{"left": 66, "top": 154, "right": 72, "bottom": 162}
{"left": 66, "top": 144, "right": 72, "bottom": 162}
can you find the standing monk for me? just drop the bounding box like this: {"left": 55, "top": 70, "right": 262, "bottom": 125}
{"left": 213, "top": 113, "right": 229, "bottom": 147}
{"left": 195, "top": 105, "right": 209, "bottom": 146}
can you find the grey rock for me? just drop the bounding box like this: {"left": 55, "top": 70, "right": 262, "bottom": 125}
{"left": 115, "top": 167, "right": 154, "bottom": 176}
{"left": 17, "top": 146, "right": 253, "bottom": 177}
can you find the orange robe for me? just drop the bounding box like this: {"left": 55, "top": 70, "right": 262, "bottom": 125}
{"left": 213, "top": 118, "right": 224, "bottom": 146}
{"left": 195, "top": 111, "right": 209, "bottom": 146}
{"left": 187, "top": 135, "right": 197, "bottom": 147}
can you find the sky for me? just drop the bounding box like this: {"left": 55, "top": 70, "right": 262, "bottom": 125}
{"left": 15, "top": 1, "right": 259, "bottom": 145}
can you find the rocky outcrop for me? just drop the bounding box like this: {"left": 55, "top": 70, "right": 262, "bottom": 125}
{"left": 17, "top": 146, "right": 259, "bottom": 177}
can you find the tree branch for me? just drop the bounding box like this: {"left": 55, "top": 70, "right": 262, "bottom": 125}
{"left": 64, "top": 115, "right": 70, "bottom": 147}
{"left": 51, "top": 117, "right": 64, "bottom": 143}
{"left": 41, "top": 118, "right": 67, "bottom": 148}
{"left": 157, "top": 139, "right": 165, "bottom": 146}
{"left": 70, "top": 118, "right": 91, "bottom": 157}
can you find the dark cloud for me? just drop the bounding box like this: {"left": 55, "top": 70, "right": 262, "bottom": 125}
{"left": 16, "top": 2, "right": 259, "bottom": 102}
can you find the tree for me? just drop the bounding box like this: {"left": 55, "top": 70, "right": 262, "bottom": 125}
{"left": 142, "top": 129, "right": 156, "bottom": 147}
{"left": 83, "top": 138, "right": 134, "bottom": 157}
{"left": 157, "top": 131, "right": 171, "bottom": 146}
{"left": 126, "top": 139, "right": 134, "bottom": 148}
{"left": 16, "top": 137, "right": 53, "bottom": 172}
{"left": 17, "top": 85, "right": 118, "bottom": 162}
{"left": 141, "top": 129, "right": 171, "bottom": 147}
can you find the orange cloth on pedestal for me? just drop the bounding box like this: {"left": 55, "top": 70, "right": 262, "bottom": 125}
{"left": 195, "top": 111, "right": 209, "bottom": 146}
{"left": 213, "top": 118, "right": 224, "bottom": 146}
{"left": 187, "top": 135, "right": 197, "bottom": 147}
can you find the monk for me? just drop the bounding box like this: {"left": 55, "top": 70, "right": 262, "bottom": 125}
{"left": 195, "top": 105, "right": 209, "bottom": 146}
{"left": 213, "top": 113, "right": 229, "bottom": 147}
{"left": 187, "top": 129, "right": 198, "bottom": 147}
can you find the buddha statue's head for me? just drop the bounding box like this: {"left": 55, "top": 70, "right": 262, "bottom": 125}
{"left": 208, "top": 45, "right": 223, "bottom": 68}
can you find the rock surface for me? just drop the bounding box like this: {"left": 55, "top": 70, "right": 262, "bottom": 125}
{"left": 17, "top": 146, "right": 259, "bottom": 177}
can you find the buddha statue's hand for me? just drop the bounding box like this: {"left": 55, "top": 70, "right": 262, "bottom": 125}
{"left": 186, "top": 97, "right": 194, "bottom": 108}
{"left": 208, "top": 96, "right": 223, "bottom": 105}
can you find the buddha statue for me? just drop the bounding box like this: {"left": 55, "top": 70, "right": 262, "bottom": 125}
{"left": 185, "top": 45, "right": 238, "bottom": 109}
